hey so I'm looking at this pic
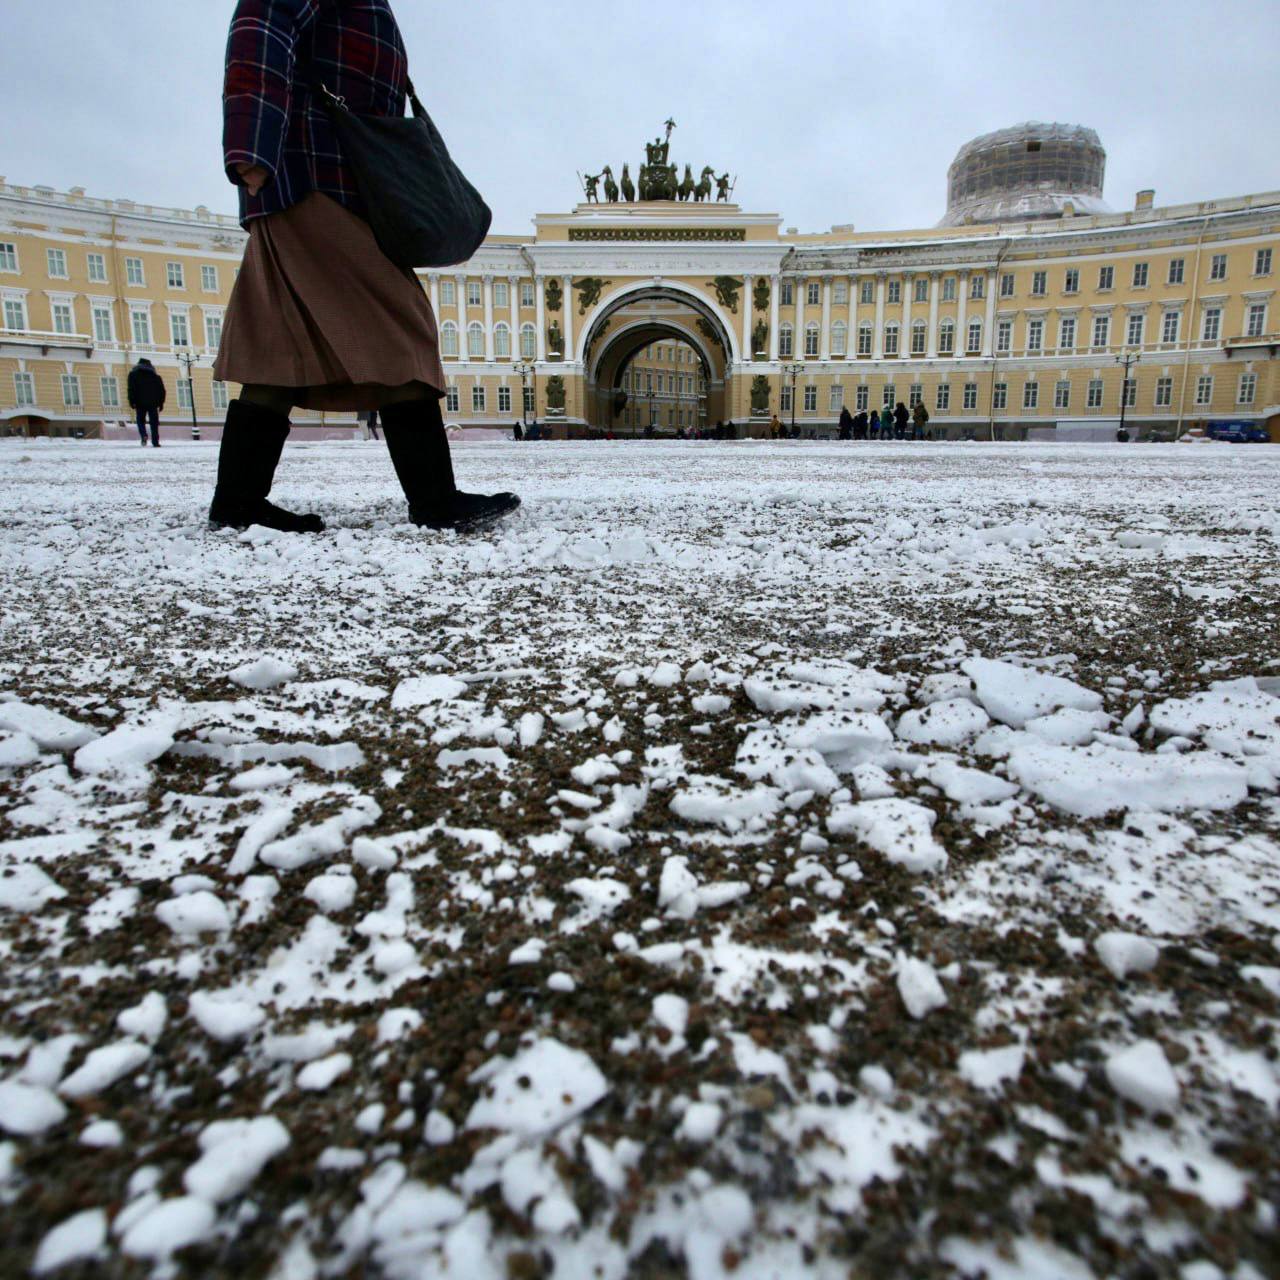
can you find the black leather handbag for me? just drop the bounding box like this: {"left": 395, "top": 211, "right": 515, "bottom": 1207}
{"left": 317, "top": 76, "right": 492, "bottom": 271}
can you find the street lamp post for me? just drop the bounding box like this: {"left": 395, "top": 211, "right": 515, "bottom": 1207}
{"left": 783, "top": 361, "right": 804, "bottom": 436}
{"left": 174, "top": 348, "right": 203, "bottom": 440}
{"left": 1115, "top": 348, "right": 1140, "bottom": 440}
{"left": 513, "top": 360, "right": 534, "bottom": 428}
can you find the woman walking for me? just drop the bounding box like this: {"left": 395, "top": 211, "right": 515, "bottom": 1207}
{"left": 210, "top": 0, "right": 518, "bottom": 532}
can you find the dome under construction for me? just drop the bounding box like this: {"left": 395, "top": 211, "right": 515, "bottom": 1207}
{"left": 939, "top": 122, "right": 1111, "bottom": 227}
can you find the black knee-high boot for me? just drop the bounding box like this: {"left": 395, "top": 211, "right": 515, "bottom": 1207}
{"left": 381, "top": 398, "right": 520, "bottom": 531}
{"left": 208, "top": 399, "right": 324, "bottom": 532}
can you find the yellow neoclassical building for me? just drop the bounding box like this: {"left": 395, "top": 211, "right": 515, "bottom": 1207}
{"left": 1, "top": 121, "right": 1277, "bottom": 442}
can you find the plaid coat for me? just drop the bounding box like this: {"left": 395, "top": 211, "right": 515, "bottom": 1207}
{"left": 223, "top": 0, "right": 408, "bottom": 226}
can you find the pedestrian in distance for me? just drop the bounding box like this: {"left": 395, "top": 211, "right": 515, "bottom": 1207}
{"left": 853, "top": 409, "right": 868, "bottom": 440}
{"left": 209, "top": 0, "right": 518, "bottom": 534}
{"left": 769, "top": 414, "right": 783, "bottom": 440}
{"left": 838, "top": 405, "right": 854, "bottom": 440}
{"left": 512, "top": 421, "right": 523, "bottom": 442}
{"left": 912, "top": 401, "right": 929, "bottom": 440}
{"left": 894, "top": 401, "right": 910, "bottom": 440}
{"left": 127, "top": 357, "right": 166, "bottom": 448}
{"left": 867, "top": 408, "right": 880, "bottom": 440}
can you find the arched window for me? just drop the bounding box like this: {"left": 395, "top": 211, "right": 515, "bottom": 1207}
{"left": 910, "top": 319, "right": 927, "bottom": 355}
{"left": 966, "top": 318, "right": 982, "bottom": 354}
{"left": 831, "top": 320, "right": 848, "bottom": 356}
{"left": 884, "top": 322, "right": 900, "bottom": 356}
{"left": 857, "top": 322, "right": 873, "bottom": 356}
{"left": 804, "top": 321, "right": 820, "bottom": 357}
{"left": 779, "top": 322, "right": 794, "bottom": 357}
{"left": 494, "top": 322, "right": 511, "bottom": 358}
{"left": 467, "top": 322, "right": 484, "bottom": 357}
{"left": 938, "top": 319, "right": 956, "bottom": 355}
{"left": 520, "top": 323, "right": 536, "bottom": 359}
{"left": 441, "top": 321, "right": 459, "bottom": 358}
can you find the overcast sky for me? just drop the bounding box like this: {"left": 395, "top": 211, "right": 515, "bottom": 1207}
{"left": 4, "top": 0, "right": 1278, "bottom": 234}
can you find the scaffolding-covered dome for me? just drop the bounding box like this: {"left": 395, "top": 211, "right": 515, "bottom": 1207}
{"left": 939, "top": 122, "right": 1111, "bottom": 227}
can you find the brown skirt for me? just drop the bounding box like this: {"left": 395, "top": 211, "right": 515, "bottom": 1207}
{"left": 214, "top": 193, "right": 445, "bottom": 411}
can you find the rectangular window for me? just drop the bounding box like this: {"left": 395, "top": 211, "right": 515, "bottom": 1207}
{"left": 520, "top": 282, "right": 534, "bottom": 308}
{"left": 166, "top": 261, "right": 185, "bottom": 290}
{"left": 494, "top": 282, "right": 509, "bottom": 309}
{"left": 1167, "top": 258, "right": 1184, "bottom": 285}
{"left": 61, "top": 373, "right": 81, "bottom": 407}
{"left": 92, "top": 304, "right": 113, "bottom": 342}
{"left": 0, "top": 242, "right": 17, "bottom": 272}
{"left": 1055, "top": 380, "right": 1070, "bottom": 409}
{"left": 1195, "top": 375, "right": 1213, "bottom": 406}
{"left": 1064, "top": 268, "right": 1079, "bottom": 294}
{"left": 204, "top": 312, "right": 223, "bottom": 349}
{"left": 1246, "top": 303, "right": 1267, "bottom": 337}
{"left": 1023, "top": 381, "right": 1039, "bottom": 410}
{"left": 170, "top": 311, "right": 190, "bottom": 346}
{"left": 1209, "top": 254, "right": 1227, "bottom": 281}
{"left": 1155, "top": 377, "right": 1173, "bottom": 407}
{"left": 969, "top": 275, "right": 984, "bottom": 300}
{"left": 177, "top": 378, "right": 193, "bottom": 410}
{"left": 125, "top": 257, "right": 145, "bottom": 287}
{"left": 806, "top": 281, "right": 820, "bottom": 306}
{"left": 887, "top": 280, "right": 901, "bottom": 305}
{"left": 14, "top": 371, "right": 35, "bottom": 406}
{"left": 882, "top": 384, "right": 895, "bottom": 409}
{"left": 1000, "top": 272, "right": 1015, "bottom": 298}
{"left": 1132, "top": 262, "right": 1149, "bottom": 288}
{"left": 778, "top": 326, "right": 793, "bottom": 357}
{"left": 51, "top": 302, "right": 74, "bottom": 334}
{"left": 803, "top": 385, "right": 817, "bottom": 412}
{"left": 523, "top": 386, "right": 535, "bottom": 415}
{"left": 941, "top": 277, "right": 956, "bottom": 302}
{"left": 1202, "top": 308, "right": 1221, "bottom": 342}
{"left": 1059, "top": 316, "right": 1076, "bottom": 350}
{"left": 47, "top": 248, "right": 68, "bottom": 278}
{"left": 780, "top": 384, "right": 792, "bottom": 412}
{"left": 828, "top": 384, "right": 843, "bottom": 412}
{"left": 780, "top": 281, "right": 794, "bottom": 306}
{"left": 3, "top": 296, "right": 27, "bottom": 330}
{"left": 883, "top": 325, "right": 899, "bottom": 356}
{"left": 860, "top": 279, "right": 873, "bottom": 305}
{"left": 472, "top": 384, "right": 486, "bottom": 412}
{"left": 445, "top": 386, "right": 460, "bottom": 413}
{"left": 1031, "top": 270, "right": 1047, "bottom": 296}
{"left": 1087, "top": 379, "right": 1103, "bottom": 408}
{"left": 1255, "top": 248, "right": 1272, "bottom": 276}
{"left": 1092, "top": 314, "right": 1110, "bottom": 348}
{"left": 498, "top": 385, "right": 512, "bottom": 413}
{"left": 914, "top": 277, "right": 928, "bottom": 303}
{"left": 833, "top": 279, "right": 848, "bottom": 305}
{"left": 936, "top": 382, "right": 950, "bottom": 411}
{"left": 201, "top": 264, "right": 219, "bottom": 292}
{"left": 857, "top": 325, "right": 872, "bottom": 356}
{"left": 1123, "top": 378, "right": 1136, "bottom": 408}
{"left": 130, "top": 307, "right": 151, "bottom": 345}
{"left": 908, "top": 383, "right": 923, "bottom": 409}
{"left": 804, "top": 325, "right": 819, "bottom": 357}
{"left": 87, "top": 252, "right": 107, "bottom": 283}
{"left": 100, "top": 376, "right": 120, "bottom": 408}
{"left": 993, "top": 382, "right": 1008, "bottom": 410}
{"left": 855, "top": 384, "right": 869, "bottom": 412}
{"left": 1027, "top": 319, "right": 1043, "bottom": 351}
{"left": 1161, "top": 310, "right": 1180, "bottom": 343}
{"left": 212, "top": 380, "right": 229, "bottom": 410}
{"left": 440, "top": 279, "right": 456, "bottom": 306}
{"left": 1126, "top": 313, "right": 1145, "bottom": 346}
{"left": 963, "top": 382, "right": 977, "bottom": 410}
{"left": 996, "top": 319, "right": 1011, "bottom": 352}
{"left": 1098, "top": 264, "right": 1114, "bottom": 290}
{"left": 910, "top": 323, "right": 926, "bottom": 355}
{"left": 1238, "top": 373, "right": 1257, "bottom": 404}
{"left": 466, "top": 281, "right": 482, "bottom": 307}
{"left": 966, "top": 321, "right": 982, "bottom": 353}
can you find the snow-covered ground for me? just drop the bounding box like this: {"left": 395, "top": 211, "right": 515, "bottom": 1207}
{"left": 1, "top": 438, "right": 1278, "bottom": 1279}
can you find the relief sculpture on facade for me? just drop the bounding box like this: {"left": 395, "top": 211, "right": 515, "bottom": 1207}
{"left": 574, "top": 277, "right": 610, "bottom": 314}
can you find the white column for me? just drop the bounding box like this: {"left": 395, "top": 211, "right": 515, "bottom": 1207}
{"left": 742, "top": 274, "right": 754, "bottom": 361}
{"left": 982, "top": 272, "right": 996, "bottom": 357}
{"left": 956, "top": 271, "right": 969, "bottom": 358}
{"left": 455, "top": 274, "right": 467, "bottom": 357}
{"left": 848, "top": 275, "right": 859, "bottom": 358}
{"left": 428, "top": 273, "right": 440, "bottom": 319}
{"left": 794, "top": 277, "right": 806, "bottom": 359}
{"left": 926, "top": 272, "right": 940, "bottom": 358}
{"left": 873, "top": 274, "right": 886, "bottom": 360}
{"left": 768, "top": 275, "right": 780, "bottom": 360}
{"left": 820, "top": 276, "right": 833, "bottom": 360}
{"left": 901, "top": 272, "right": 913, "bottom": 360}
{"left": 507, "top": 275, "right": 520, "bottom": 358}
{"left": 561, "top": 276, "right": 574, "bottom": 361}
{"left": 534, "top": 275, "right": 547, "bottom": 361}
{"left": 482, "top": 276, "right": 495, "bottom": 361}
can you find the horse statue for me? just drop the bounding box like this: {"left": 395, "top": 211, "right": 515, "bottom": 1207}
{"left": 602, "top": 166, "right": 619, "bottom": 203}
{"left": 678, "top": 165, "right": 695, "bottom": 202}
{"left": 693, "top": 166, "right": 714, "bottom": 203}
{"left": 620, "top": 163, "right": 635, "bottom": 202}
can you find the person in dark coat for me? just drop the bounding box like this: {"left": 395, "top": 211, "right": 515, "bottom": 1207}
{"left": 893, "top": 401, "right": 909, "bottom": 439}
{"left": 512, "top": 421, "right": 523, "bottom": 441}
{"left": 210, "top": 0, "right": 518, "bottom": 533}
{"left": 838, "top": 405, "right": 854, "bottom": 440}
{"left": 853, "top": 409, "right": 868, "bottom": 440}
{"left": 868, "top": 408, "right": 880, "bottom": 439}
{"left": 127, "top": 358, "right": 166, "bottom": 448}
{"left": 912, "top": 401, "right": 929, "bottom": 440}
